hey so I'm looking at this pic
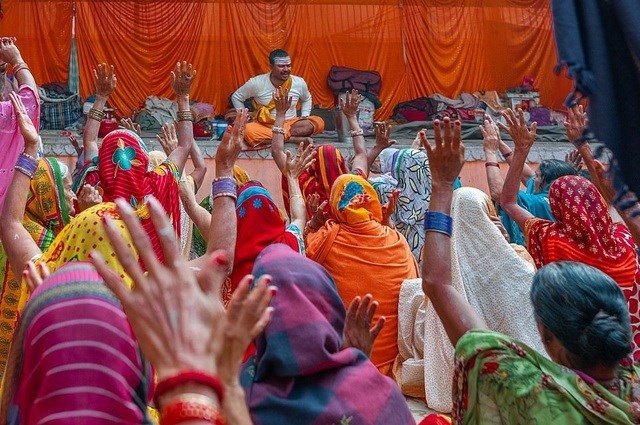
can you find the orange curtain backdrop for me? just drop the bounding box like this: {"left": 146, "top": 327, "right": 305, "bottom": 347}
{"left": 0, "top": 0, "right": 572, "bottom": 120}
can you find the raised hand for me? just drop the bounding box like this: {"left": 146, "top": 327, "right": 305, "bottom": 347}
{"left": 480, "top": 114, "right": 501, "bottom": 154}
{"left": 420, "top": 117, "right": 465, "bottom": 186}
{"left": 68, "top": 134, "right": 83, "bottom": 156}
{"left": 564, "top": 104, "right": 588, "bottom": 143}
{"left": 170, "top": 61, "right": 196, "bottom": 97}
{"left": 77, "top": 184, "right": 103, "bottom": 212}
{"left": 381, "top": 189, "right": 400, "bottom": 227}
{"left": 565, "top": 149, "right": 584, "bottom": 171}
{"left": 120, "top": 117, "right": 141, "bottom": 136}
{"left": 93, "top": 63, "right": 117, "bottom": 98}
{"left": 22, "top": 261, "right": 50, "bottom": 293}
{"left": 498, "top": 108, "right": 537, "bottom": 151}
{"left": 9, "top": 91, "right": 38, "bottom": 149}
{"left": 307, "top": 193, "right": 329, "bottom": 229}
{"left": 90, "top": 197, "right": 227, "bottom": 380}
{"left": 285, "top": 142, "right": 315, "bottom": 179}
{"left": 273, "top": 87, "right": 292, "bottom": 116}
{"left": 374, "top": 121, "right": 397, "bottom": 150}
{"left": 0, "top": 37, "right": 22, "bottom": 66}
{"left": 340, "top": 89, "right": 360, "bottom": 118}
{"left": 156, "top": 122, "right": 178, "bottom": 155}
{"left": 217, "top": 274, "right": 274, "bottom": 386}
{"left": 215, "top": 108, "right": 248, "bottom": 174}
{"left": 342, "top": 294, "right": 385, "bottom": 358}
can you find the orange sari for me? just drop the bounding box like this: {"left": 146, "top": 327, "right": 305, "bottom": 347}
{"left": 306, "top": 174, "right": 418, "bottom": 374}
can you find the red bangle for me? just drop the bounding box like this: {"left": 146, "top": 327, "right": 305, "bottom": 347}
{"left": 485, "top": 162, "right": 500, "bottom": 168}
{"left": 502, "top": 150, "right": 513, "bottom": 158}
{"left": 160, "top": 394, "right": 224, "bottom": 425}
{"left": 154, "top": 370, "right": 225, "bottom": 407}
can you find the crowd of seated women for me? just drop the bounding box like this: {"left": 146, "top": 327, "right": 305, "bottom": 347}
{"left": 0, "top": 35, "right": 639, "bottom": 425}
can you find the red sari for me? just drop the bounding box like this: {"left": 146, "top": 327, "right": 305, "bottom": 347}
{"left": 525, "top": 175, "right": 640, "bottom": 358}
{"left": 225, "top": 182, "right": 303, "bottom": 306}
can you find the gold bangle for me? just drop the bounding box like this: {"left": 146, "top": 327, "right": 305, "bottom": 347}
{"left": 87, "top": 108, "right": 105, "bottom": 122}
{"left": 177, "top": 110, "right": 194, "bottom": 122}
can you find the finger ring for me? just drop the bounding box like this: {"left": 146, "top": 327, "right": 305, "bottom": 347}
{"left": 158, "top": 225, "right": 174, "bottom": 238}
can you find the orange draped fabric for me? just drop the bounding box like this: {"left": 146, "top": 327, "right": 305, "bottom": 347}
{"left": 0, "top": 0, "right": 571, "bottom": 119}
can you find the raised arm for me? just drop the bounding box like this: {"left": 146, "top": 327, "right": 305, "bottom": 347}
{"left": 481, "top": 115, "right": 505, "bottom": 203}
{"left": 204, "top": 109, "right": 249, "bottom": 274}
{"left": 83, "top": 64, "right": 116, "bottom": 161}
{"left": 367, "top": 122, "right": 396, "bottom": 169}
{"left": 498, "top": 108, "right": 537, "bottom": 230}
{"left": 343, "top": 90, "right": 368, "bottom": 176}
{"left": 270, "top": 87, "right": 291, "bottom": 173}
{"left": 0, "top": 38, "right": 36, "bottom": 91}
{"left": 178, "top": 180, "right": 211, "bottom": 240}
{"left": 0, "top": 92, "right": 43, "bottom": 277}
{"left": 283, "top": 142, "right": 315, "bottom": 230}
{"left": 498, "top": 140, "right": 535, "bottom": 185}
{"left": 168, "top": 61, "right": 195, "bottom": 173}
{"left": 189, "top": 141, "right": 207, "bottom": 193}
{"left": 421, "top": 118, "right": 486, "bottom": 346}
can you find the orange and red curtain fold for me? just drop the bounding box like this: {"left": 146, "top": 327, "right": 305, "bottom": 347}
{"left": 0, "top": 0, "right": 571, "bottom": 120}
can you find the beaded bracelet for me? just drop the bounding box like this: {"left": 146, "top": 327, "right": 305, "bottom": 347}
{"left": 177, "top": 110, "right": 194, "bottom": 122}
{"left": 15, "top": 152, "right": 38, "bottom": 179}
{"left": 272, "top": 126, "right": 286, "bottom": 135}
{"left": 424, "top": 211, "right": 453, "bottom": 237}
{"left": 87, "top": 107, "right": 105, "bottom": 122}
{"left": 154, "top": 370, "right": 225, "bottom": 408}
{"left": 485, "top": 162, "right": 500, "bottom": 168}
{"left": 160, "top": 393, "right": 224, "bottom": 425}
{"left": 350, "top": 128, "right": 364, "bottom": 137}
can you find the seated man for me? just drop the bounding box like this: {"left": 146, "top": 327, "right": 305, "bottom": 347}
{"left": 231, "top": 49, "right": 324, "bottom": 147}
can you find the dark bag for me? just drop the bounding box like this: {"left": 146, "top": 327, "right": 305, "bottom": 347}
{"left": 392, "top": 97, "right": 441, "bottom": 123}
{"left": 327, "top": 66, "right": 381, "bottom": 97}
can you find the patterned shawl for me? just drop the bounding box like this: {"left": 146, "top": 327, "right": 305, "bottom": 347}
{"left": 240, "top": 244, "right": 415, "bottom": 425}
{"left": 453, "top": 329, "right": 640, "bottom": 424}
{"left": 371, "top": 148, "right": 431, "bottom": 264}
{"left": 0, "top": 158, "right": 71, "bottom": 385}
{"left": 39, "top": 202, "right": 136, "bottom": 289}
{"left": 225, "top": 182, "right": 302, "bottom": 306}
{"left": 526, "top": 175, "right": 638, "bottom": 284}
{"left": 420, "top": 187, "right": 544, "bottom": 413}
{"left": 1, "top": 262, "right": 153, "bottom": 425}
{"left": 525, "top": 175, "right": 640, "bottom": 358}
{"left": 330, "top": 173, "right": 382, "bottom": 225}
{"left": 73, "top": 129, "right": 180, "bottom": 262}
{"left": 281, "top": 144, "right": 348, "bottom": 218}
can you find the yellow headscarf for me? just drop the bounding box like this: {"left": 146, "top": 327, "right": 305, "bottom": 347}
{"left": 329, "top": 174, "right": 383, "bottom": 225}
{"left": 39, "top": 202, "right": 137, "bottom": 290}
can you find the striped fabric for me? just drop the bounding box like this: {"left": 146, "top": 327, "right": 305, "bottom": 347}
{"left": 2, "top": 261, "right": 153, "bottom": 425}
{"left": 241, "top": 244, "right": 415, "bottom": 425}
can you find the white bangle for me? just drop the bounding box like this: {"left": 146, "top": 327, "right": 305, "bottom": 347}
{"left": 272, "top": 126, "right": 286, "bottom": 135}
{"left": 350, "top": 128, "right": 364, "bottom": 137}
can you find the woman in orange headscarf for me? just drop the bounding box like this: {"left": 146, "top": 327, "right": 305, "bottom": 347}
{"left": 306, "top": 173, "right": 418, "bottom": 375}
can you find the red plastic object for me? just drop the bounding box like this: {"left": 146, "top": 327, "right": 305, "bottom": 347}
{"left": 98, "top": 119, "right": 119, "bottom": 137}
